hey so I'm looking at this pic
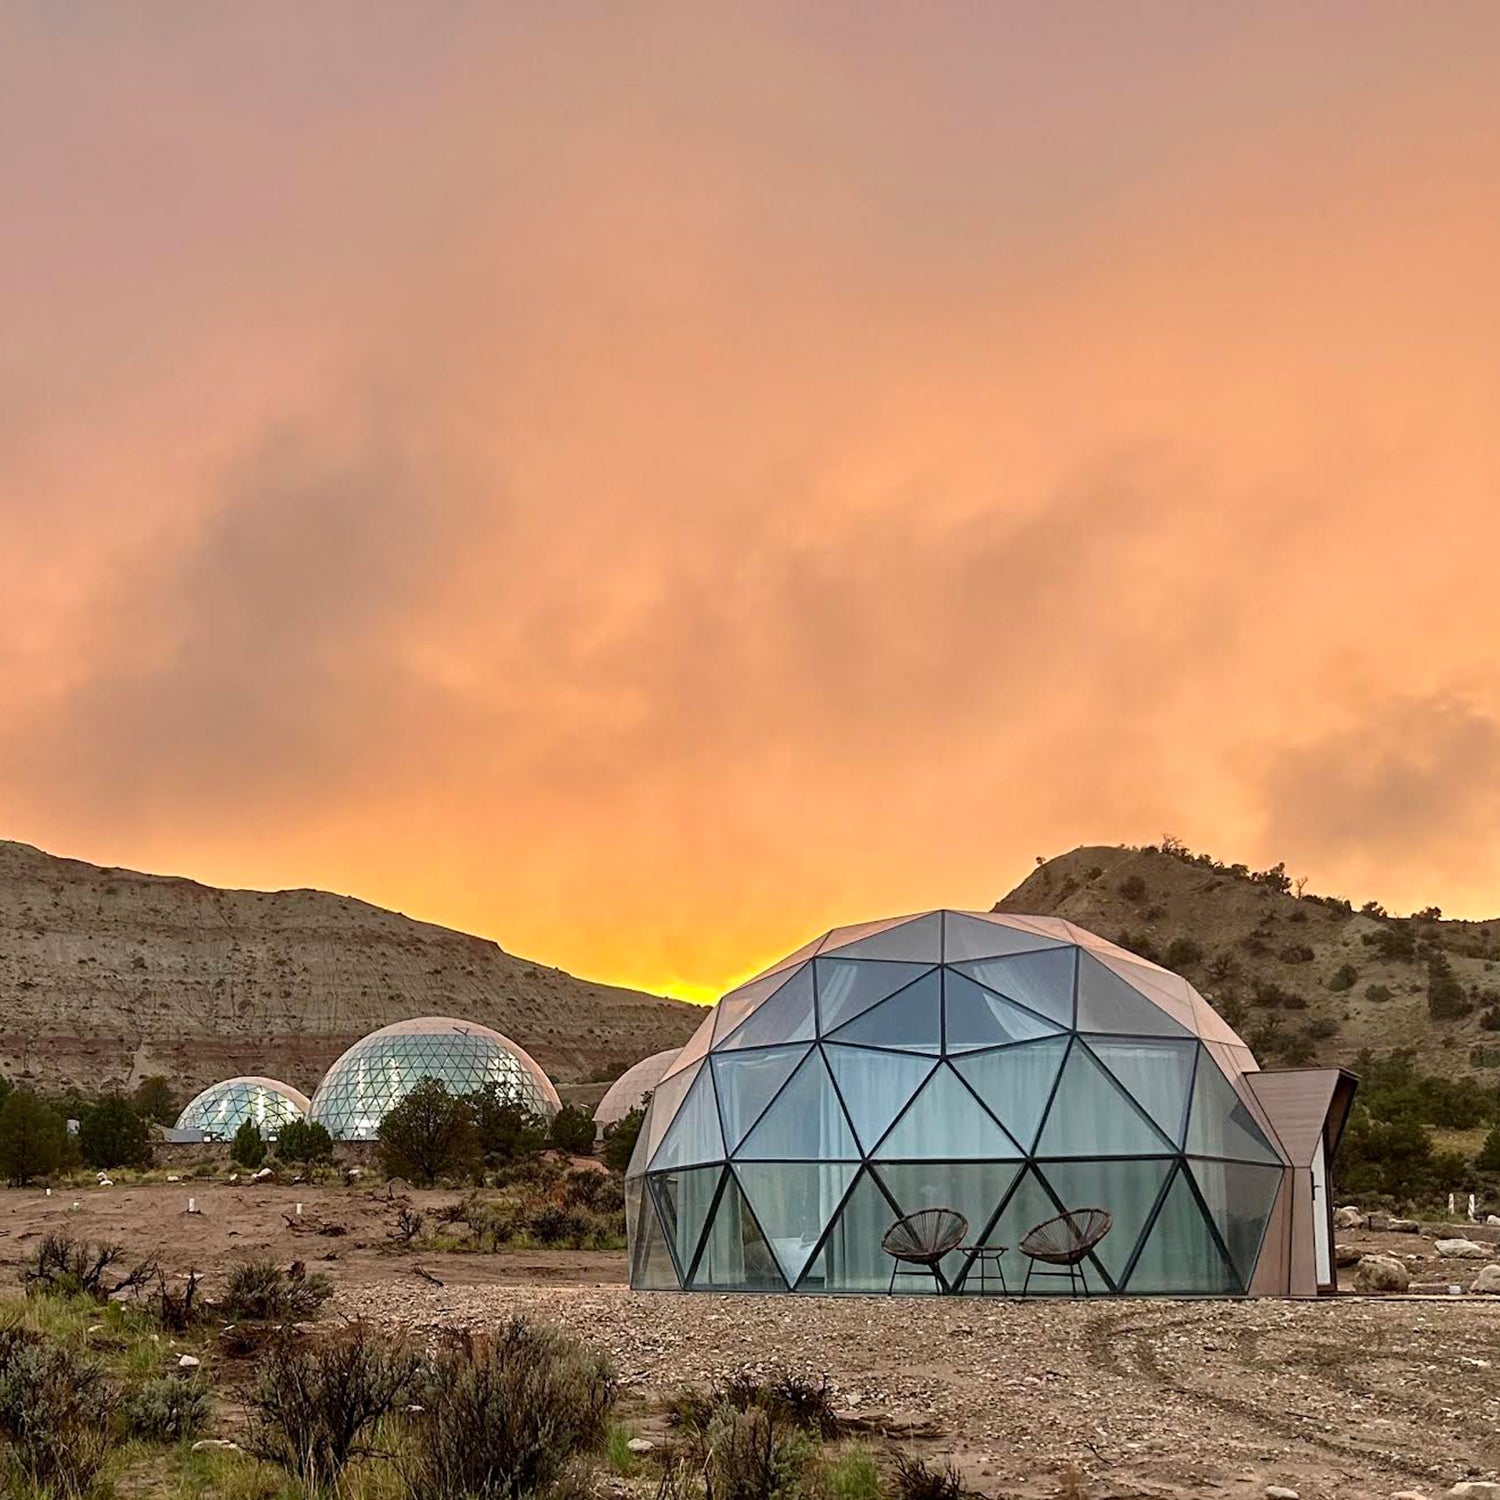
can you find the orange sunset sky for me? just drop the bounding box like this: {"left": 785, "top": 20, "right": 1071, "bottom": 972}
{"left": 4, "top": 4, "right": 1500, "bottom": 1002}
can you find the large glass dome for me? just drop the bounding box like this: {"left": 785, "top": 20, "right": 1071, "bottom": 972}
{"left": 310, "top": 1016, "right": 561, "bottom": 1141}
{"left": 175, "top": 1077, "right": 310, "bottom": 1140}
{"left": 596, "top": 1049, "right": 681, "bottom": 1130}
{"left": 627, "top": 911, "right": 1294, "bottom": 1297}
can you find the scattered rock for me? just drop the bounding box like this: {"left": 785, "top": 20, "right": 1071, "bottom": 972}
{"left": 1265, "top": 1487, "right": 1299, "bottom": 1499}
{"left": 1388, "top": 1218, "right": 1420, "bottom": 1233}
{"left": 1335, "top": 1244, "right": 1362, "bottom": 1268}
{"left": 191, "top": 1439, "right": 240, "bottom": 1453}
{"left": 178, "top": 1354, "right": 201, "bottom": 1369}
{"left": 1474, "top": 1265, "right": 1500, "bottom": 1293}
{"left": 251, "top": 1167, "right": 273, "bottom": 1182}
{"left": 1334, "top": 1206, "right": 1364, "bottom": 1230}
{"left": 1488, "top": 1215, "right": 1500, "bottom": 1227}
{"left": 1355, "top": 1255, "right": 1409, "bottom": 1294}
{"left": 1435, "top": 1239, "right": 1489, "bottom": 1259}
{"left": 626, "top": 1438, "right": 655, "bottom": 1454}
{"left": 166, "top": 1174, "right": 181, "bottom": 1183}
{"left": 1389, "top": 1492, "right": 1428, "bottom": 1500}
{"left": 1443, "top": 1485, "right": 1500, "bottom": 1499}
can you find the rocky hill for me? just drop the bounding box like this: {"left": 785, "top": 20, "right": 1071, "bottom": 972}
{"left": 998, "top": 843, "right": 1500, "bottom": 1079}
{"left": 0, "top": 840, "right": 700, "bottom": 1098}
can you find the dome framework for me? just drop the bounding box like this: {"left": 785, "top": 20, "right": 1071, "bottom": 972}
{"left": 175, "top": 1077, "right": 310, "bottom": 1141}
{"left": 596, "top": 1048, "right": 681, "bottom": 1131}
{"left": 310, "top": 1016, "right": 561, "bottom": 1141}
{"left": 626, "top": 911, "right": 1354, "bottom": 1297}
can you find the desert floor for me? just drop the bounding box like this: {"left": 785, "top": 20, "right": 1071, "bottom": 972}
{"left": 2, "top": 1181, "right": 1497, "bottom": 1500}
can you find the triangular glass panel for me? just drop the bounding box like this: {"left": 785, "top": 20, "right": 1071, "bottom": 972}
{"left": 711, "top": 1045, "right": 809, "bottom": 1151}
{"left": 735, "top": 1162, "right": 858, "bottom": 1287}
{"left": 951, "top": 949, "right": 1076, "bottom": 1029}
{"left": 976, "top": 1165, "right": 1111, "bottom": 1293}
{"left": 1075, "top": 952, "right": 1192, "bottom": 1038}
{"left": 1092, "top": 952, "right": 1200, "bottom": 1034}
{"left": 823, "top": 1045, "right": 938, "bottom": 1153}
{"left": 688, "top": 1171, "right": 785, "bottom": 1290}
{"left": 831, "top": 912, "right": 944, "bottom": 963}
{"left": 650, "top": 1166, "right": 723, "bottom": 1280}
{"left": 1033, "top": 1157, "right": 1173, "bottom": 1290}
{"left": 713, "top": 969, "right": 801, "bottom": 1045}
{"left": 642, "top": 1062, "right": 700, "bottom": 1165}
{"left": 872, "top": 1064, "right": 1021, "bottom": 1160}
{"left": 1185, "top": 1052, "right": 1281, "bottom": 1164}
{"left": 944, "top": 971, "right": 1064, "bottom": 1052}
{"left": 827, "top": 971, "right": 941, "bottom": 1052}
{"left": 1033, "top": 1041, "right": 1175, "bottom": 1157}
{"left": 943, "top": 912, "right": 1067, "bottom": 962}
{"left": 1188, "top": 1158, "right": 1284, "bottom": 1286}
{"left": 650, "top": 1067, "right": 726, "bottom": 1170}
{"left": 736, "top": 1049, "right": 859, "bottom": 1160}
{"left": 874, "top": 1161, "right": 1021, "bottom": 1291}
{"left": 1125, "top": 1164, "right": 1240, "bottom": 1294}
{"left": 951, "top": 1037, "right": 1069, "bottom": 1153}
{"left": 1084, "top": 1038, "right": 1197, "bottom": 1148}
{"left": 815, "top": 958, "right": 934, "bottom": 1034}
{"left": 630, "top": 1190, "right": 681, "bottom": 1289}
{"left": 660, "top": 1010, "right": 716, "bottom": 1082}
{"left": 817, "top": 915, "right": 912, "bottom": 956}
{"left": 719, "top": 966, "right": 816, "bottom": 1051}
{"left": 797, "top": 1169, "right": 901, "bottom": 1292}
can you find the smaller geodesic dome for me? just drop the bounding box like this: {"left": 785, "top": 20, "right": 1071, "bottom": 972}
{"left": 175, "top": 1077, "right": 310, "bottom": 1141}
{"left": 596, "top": 1049, "right": 681, "bottom": 1131}
{"left": 309, "top": 1016, "right": 561, "bottom": 1141}
{"left": 626, "top": 911, "right": 1355, "bottom": 1298}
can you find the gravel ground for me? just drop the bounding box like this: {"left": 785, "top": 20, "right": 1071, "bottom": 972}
{"left": 337, "top": 1281, "right": 1500, "bottom": 1500}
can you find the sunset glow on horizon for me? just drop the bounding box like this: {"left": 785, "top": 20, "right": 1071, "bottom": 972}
{"left": 5, "top": 4, "right": 1500, "bottom": 1002}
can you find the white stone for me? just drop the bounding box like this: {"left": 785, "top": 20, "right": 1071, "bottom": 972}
{"left": 626, "top": 1438, "right": 655, "bottom": 1454}
{"left": 1265, "top": 1487, "right": 1299, "bottom": 1500}
{"left": 166, "top": 1174, "right": 181, "bottom": 1183}
{"left": 1488, "top": 1215, "right": 1500, "bottom": 1227}
{"left": 1474, "top": 1265, "right": 1500, "bottom": 1294}
{"left": 1355, "top": 1256, "right": 1409, "bottom": 1294}
{"left": 1435, "top": 1238, "right": 1489, "bottom": 1259}
{"left": 1391, "top": 1491, "right": 1430, "bottom": 1500}
{"left": 191, "top": 1439, "right": 241, "bottom": 1453}
{"left": 1334, "top": 1206, "right": 1364, "bottom": 1230}
{"left": 1444, "top": 1485, "right": 1500, "bottom": 1499}
{"left": 251, "top": 1167, "right": 273, "bottom": 1181}
{"left": 178, "top": 1354, "right": 201, "bottom": 1368}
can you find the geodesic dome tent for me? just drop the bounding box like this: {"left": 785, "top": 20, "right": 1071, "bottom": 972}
{"left": 596, "top": 1048, "right": 681, "bottom": 1132}
{"left": 174, "top": 1077, "right": 310, "bottom": 1141}
{"left": 626, "top": 911, "right": 1354, "bottom": 1297}
{"left": 310, "top": 1016, "right": 561, "bottom": 1140}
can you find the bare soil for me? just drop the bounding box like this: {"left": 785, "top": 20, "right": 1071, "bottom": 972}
{"left": 3, "top": 1182, "right": 1499, "bottom": 1499}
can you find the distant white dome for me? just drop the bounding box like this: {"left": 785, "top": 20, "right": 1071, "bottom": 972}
{"left": 595, "top": 1048, "right": 681, "bottom": 1129}
{"left": 175, "top": 1077, "right": 310, "bottom": 1140}
{"left": 309, "top": 1016, "right": 560, "bottom": 1141}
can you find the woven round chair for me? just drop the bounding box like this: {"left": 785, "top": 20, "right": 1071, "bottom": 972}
{"left": 881, "top": 1208, "right": 968, "bottom": 1295}
{"left": 1018, "top": 1208, "right": 1113, "bottom": 1297}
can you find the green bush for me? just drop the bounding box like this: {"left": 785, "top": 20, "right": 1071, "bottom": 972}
{"left": 0, "top": 1089, "right": 66, "bottom": 1185}
{"left": 1118, "top": 875, "right": 1147, "bottom": 901}
{"left": 125, "top": 1373, "right": 209, "bottom": 1442}
{"left": 22, "top": 1232, "right": 155, "bottom": 1302}
{"left": 1428, "top": 953, "right": 1473, "bottom": 1020}
{"left": 703, "top": 1406, "right": 814, "bottom": 1500}
{"left": 549, "top": 1104, "right": 597, "bottom": 1155}
{"left": 379, "top": 1078, "right": 480, "bottom": 1184}
{"left": 132, "top": 1075, "right": 178, "bottom": 1124}
{"left": 0, "top": 1326, "right": 119, "bottom": 1496}
{"left": 251, "top": 1325, "right": 420, "bottom": 1489}
{"left": 1478, "top": 1127, "right": 1500, "bottom": 1172}
{"left": 79, "top": 1095, "right": 151, "bottom": 1170}
{"left": 1278, "top": 944, "right": 1315, "bottom": 965}
{"left": 892, "top": 1455, "right": 963, "bottom": 1500}
{"left": 275, "top": 1118, "right": 334, "bottom": 1162}
{"left": 231, "top": 1118, "right": 267, "bottom": 1168}
{"left": 1164, "top": 937, "right": 1203, "bottom": 970}
{"left": 403, "top": 1320, "right": 616, "bottom": 1500}
{"left": 600, "top": 1105, "right": 645, "bottom": 1174}
{"left": 220, "top": 1259, "right": 333, "bottom": 1322}
{"left": 1328, "top": 963, "right": 1358, "bottom": 992}
{"left": 1364, "top": 983, "right": 1392, "bottom": 1003}
{"left": 470, "top": 1086, "right": 549, "bottom": 1166}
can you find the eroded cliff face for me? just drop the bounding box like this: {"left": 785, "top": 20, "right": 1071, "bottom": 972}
{"left": 0, "top": 840, "right": 700, "bottom": 1097}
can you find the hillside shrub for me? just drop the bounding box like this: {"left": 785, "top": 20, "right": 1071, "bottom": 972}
{"left": 1328, "top": 963, "right": 1358, "bottom": 992}
{"left": 0, "top": 1327, "right": 119, "bottom": 1496}
{"left": 125, "top": 1373, "right": 209, "bottom": 1442}
{"left": 220, "top": 1259, "right": 333, "bottom": 1322}
{"left": 701, "top": 1406, "right": 814, "bottom": 1500}
{"left": 1118, "top": 875, "right": 1147, "bottom": 901}
{"left": 22, "top": 1232, "right": 155, "bottom": 1302}
{"left": 893, "top": 1455, "right": 965, "bottom": 1500}
{"left": 403, "top": 1320, "right": 615, "bottom": 1500}
{"left": 252, "top": 1325, "right": 420, "bottom": 1488}
{"left": 1478, "top": 1127, "right": 1500, "bottom": 1172}
{"left": 0, "top": 1090, "right": 65, "bottom": 1185}
{"left": 379, "top": 1078, "right": 480, "bottom": 1184}
{"left": 231, "top": 1118, "right": 267, "bottom": 1169}
{"left": 1278, "top": 944, "right": 1315, "bottom": 965}
{"left": 1364, "top": 983, "right": 1392, "bottom": 1003}
{"left": 1365, "top": 924, "right": 1418, "bottom": 963}
{"left": 1164, "top": 938, "right": 1203, "bottom": 969}
{"left": 1427, "top": 953, "right": 1473, "bottom": 1020}
{"left": 275, "top": 1118, "right": 334, "bottom": 1163}
{"left": 549, "top": 1104, "right": 597, "bottom": 1155}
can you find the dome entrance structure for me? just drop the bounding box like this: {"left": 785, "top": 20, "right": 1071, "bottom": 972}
{"left": 310, "top": 1016, "right": 561, "bottom": 1141}
{"left": 625, "top": 911, "right": 1354, "bottom": 1297}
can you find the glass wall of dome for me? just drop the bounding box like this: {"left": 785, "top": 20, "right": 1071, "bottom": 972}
{"left": 627, "top": 911, "right": 1307, "bottom": 1297}
{"left": 596, "top": 1049, "right": 681, "bottom": 1131}
{"left": 175, "top": 1077, "right": 310, "bottom": 1141}
{"left": 310, "top": 1016, "right": 561, "bottom": 1141}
